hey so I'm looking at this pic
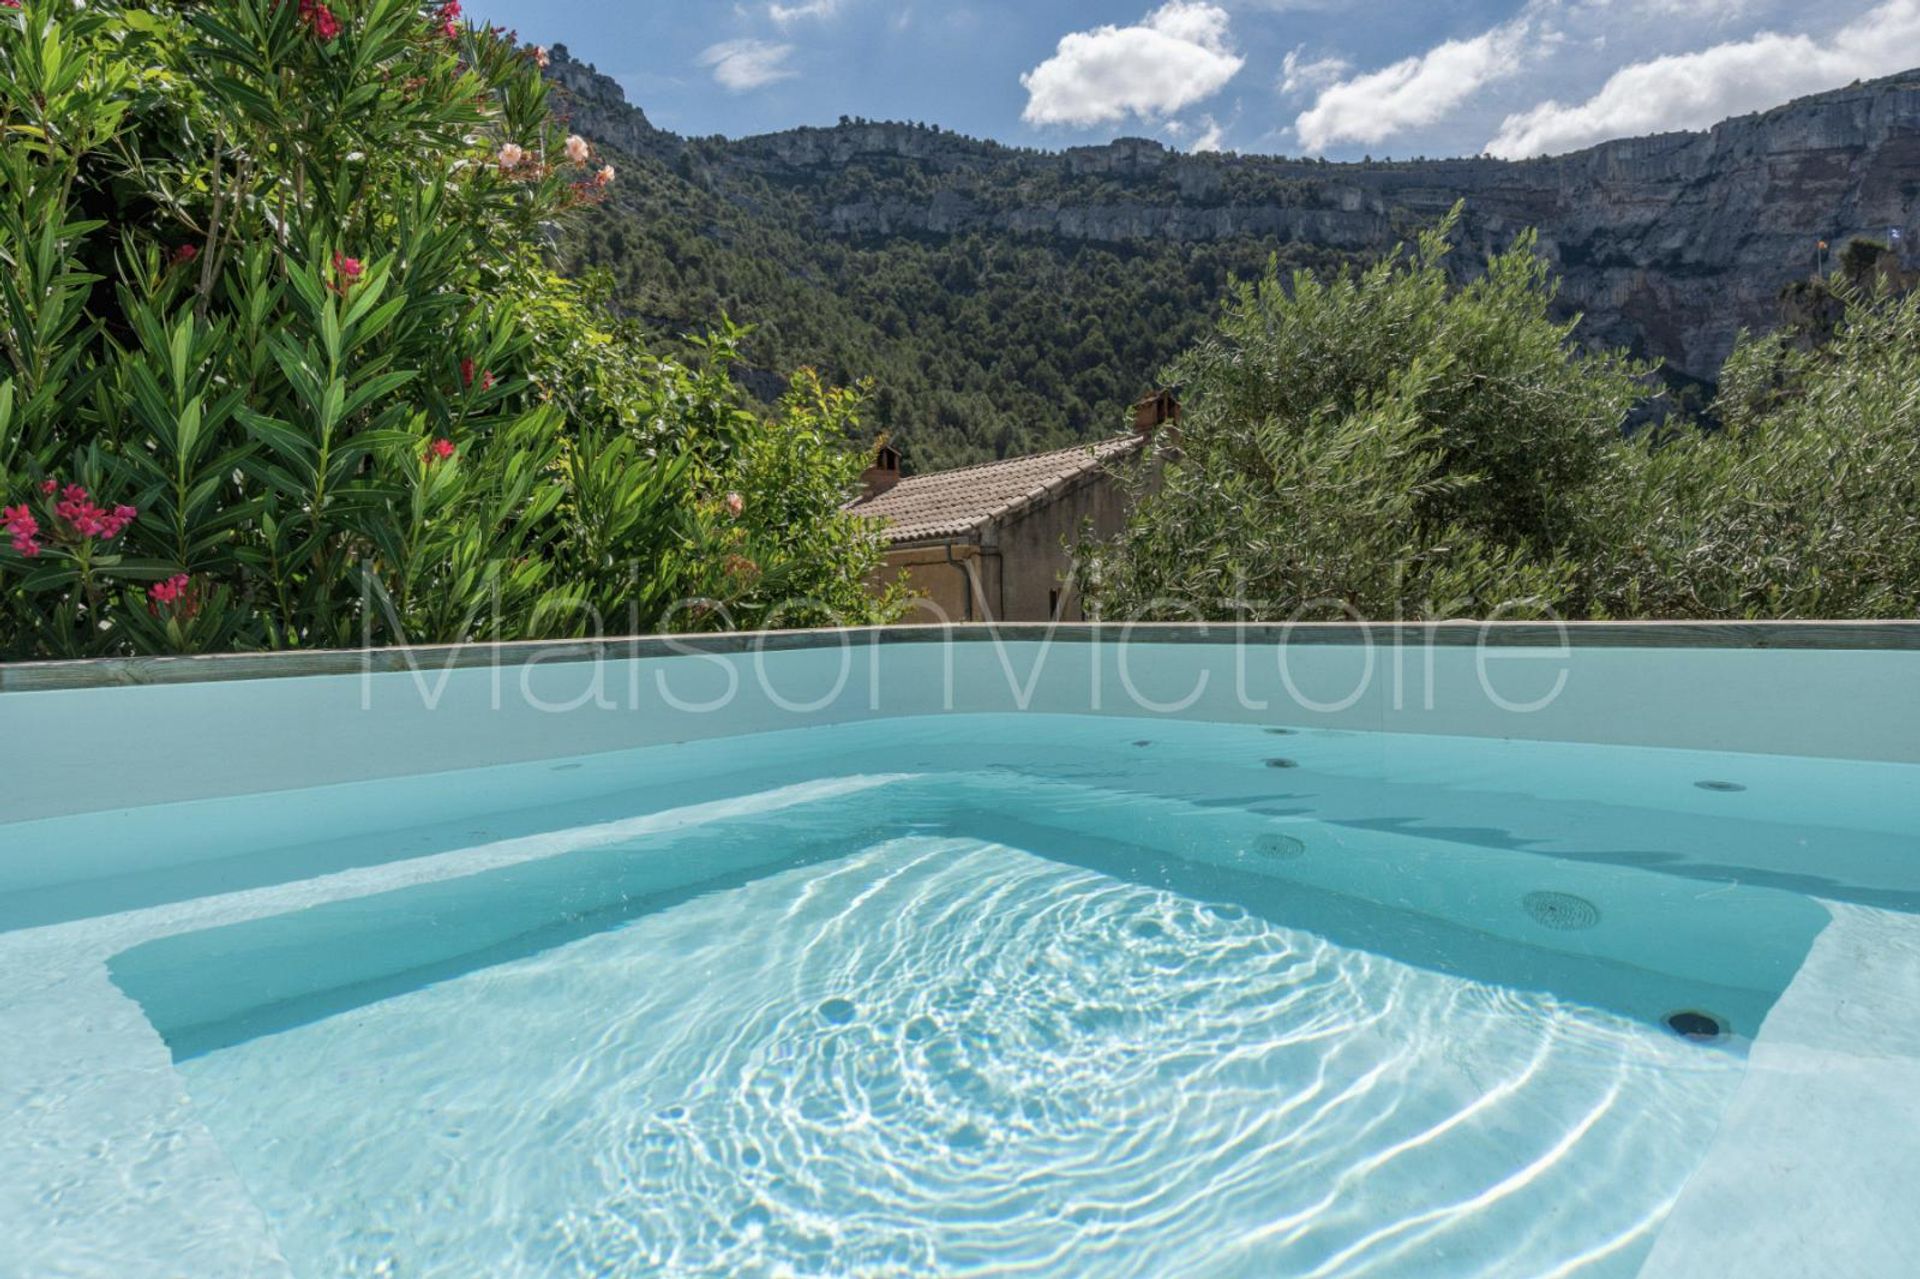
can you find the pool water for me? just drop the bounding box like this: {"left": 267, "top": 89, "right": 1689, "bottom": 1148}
{"left": 13, "top": 713, "right": 1920, "bottom": 1276}
{"left": 153, "top": 841, "right": 1739, "bottom": 1278}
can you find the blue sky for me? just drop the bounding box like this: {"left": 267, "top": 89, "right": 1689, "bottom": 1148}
{"left": 467, "top": 1, "right": 1919, "bottom": 159}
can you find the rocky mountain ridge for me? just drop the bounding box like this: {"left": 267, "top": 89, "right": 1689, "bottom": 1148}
{"left": 546, "top": 45, "right": 1919, "bottom": 386}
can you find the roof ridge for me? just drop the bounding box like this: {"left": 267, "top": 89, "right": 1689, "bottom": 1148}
{"left": 846, "top": 433, "right": 1144, "bottom": 543}
{"left": 897, "top": 433, "right": 1137, "bottom": 482}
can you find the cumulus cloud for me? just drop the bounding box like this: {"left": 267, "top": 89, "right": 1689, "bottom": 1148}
{"left": 1189, "top": 115, "right": 1229, "bottom": 152}
{"left": 1293, "top": 19, "right": 1530, "bottom": 152}
{"left": 1488, "top": 0, "right": 1920, "bottom": 156}
{"left": 1279, "top": 46, "right": 1351, "bottom": 97}
{"left": 698, "top": 39, "right": 799, "bottom": 92}
{"left": 1021, "top": 2, "right": 1246, "bottom": 128}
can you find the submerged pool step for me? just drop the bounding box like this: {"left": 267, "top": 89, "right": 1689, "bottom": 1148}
{"left": 948, "top": 770, "right": 1830, "bottom": 1037}
{"left": 0, "top": 723, "right": 938, "bottom": 933}
{"left": 108, "top": 776, "right": 929, "bottom": 1060}
{"left": 1638, "top": 902, "right": 1920, "bottom": 1277}
{"left": 928, "top": 715, "right": 1920, "bottom": 914}
{"left": 110, "top": 761, "right": 1834, "bottom": 1059}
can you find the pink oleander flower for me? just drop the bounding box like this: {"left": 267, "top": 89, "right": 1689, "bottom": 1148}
{"left": 435, "top": 1, "right": 460, "bottom": 38}
{"left": 48, "top": 483, "right": 137, "bottom": 541}
{"left": 0, "top": 2, "right": 21, "bottom": 12}
{"left": 564, "top": 134, "right": 590, "bottom": 165}
{"left": 4, "top": 504, "right": 41, "bottom": 558}
{"left": 532, "top": 45, "right": 550, "bottom": 69}
{"left": 424, "top": 438, "right": 457, "bottom": 463}
{"left": 7, "top": 479, "right": 135, "bottom": 557}
{"left": 331, "top": 252, "right": 363, "bottom": 294}
{"left": 148, "top": 573, "right": 203, "bottom": 620}
{"left": 593, "top": 164, "right": 615, "bottom": 189}
{"left": 172, "top": 243, "right": 199, "bottom": 266}
{"left": 724, "top": 491, "right": 744, "bottom": 518}
{"left": 497, "top": 142, "right": 525, "bottom": 171}
{"left": 296, "top": 0, "right": 341, "bottom": 42}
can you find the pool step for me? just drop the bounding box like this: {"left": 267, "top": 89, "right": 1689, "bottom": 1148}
{"left": 108, "top": 775, "right": 922, "bottom": 1060}
{"left": 950, "top": 770, "right": 1829, "bottom": 1037}
{"left": 0, "top": 776, "right": 910, "bottom": 1277}
{"left": 1638, "top": 902, "right": 1920, "bottom": 1278}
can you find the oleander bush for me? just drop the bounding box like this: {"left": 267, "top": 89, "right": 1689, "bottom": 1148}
{"left": 0, "top": 0, "right": 895, "bottom": 660}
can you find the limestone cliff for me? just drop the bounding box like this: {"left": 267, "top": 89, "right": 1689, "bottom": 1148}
{"left": 547, "top": 51, "right": 1919, "bottom": 384}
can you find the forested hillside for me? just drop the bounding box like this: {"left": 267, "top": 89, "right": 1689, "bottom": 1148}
{"left": 561, "top": 146, "right": 1356, "bottom": 472}
{"left": 544, "top": 49, "right": 1920, "bottom": 473}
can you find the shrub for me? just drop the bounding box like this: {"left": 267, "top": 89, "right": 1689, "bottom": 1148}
{"left": 1083, "top": 208, "right": 1920, "bottom": 623}
{"left": 1078, "top": 209, "right": 1634, "bottom": 621}
{"left": 0, "top": 0, "right": 894, "bottom": 660}
{"left": 1578, "top": 281, "right": 1920, "bottom": 618}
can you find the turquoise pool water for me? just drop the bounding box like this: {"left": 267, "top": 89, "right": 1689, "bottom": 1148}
{"left": 9, "top": 711, "right": 1920, "bottom": 1276}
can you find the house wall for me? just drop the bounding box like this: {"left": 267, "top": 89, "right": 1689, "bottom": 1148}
{"left": 988, "top": 469, "right": 1133, "bottom": 622}
{"left": 871, "top": 542, "right": 998, "bottom": 625}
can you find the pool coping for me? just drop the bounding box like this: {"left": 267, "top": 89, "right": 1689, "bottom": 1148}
{"left": 4, "top": 620, "right": 1919, "bottom": 693}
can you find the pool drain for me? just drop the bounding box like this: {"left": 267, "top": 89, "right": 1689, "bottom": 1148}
{"left": 1665, "top": 1009, "right": 1728, "bottom": 1043}
{"left": 1257, "top": 834, "right": 1307, "bottom": 860}
{"left": 1265, "top": 727, "right": 1298, "bottom": 736}
{"left": 1694, "top": 779, "right": 1747, "bottom": 793}
{"left": 1521, "top": 890, "right": 1601, "bottom": 931}
{"left": 1266, "top": 758, "right": 1300, "bottom": 769}
{"left": 1133, "top": 739, "right": 1153, "bottom": 747}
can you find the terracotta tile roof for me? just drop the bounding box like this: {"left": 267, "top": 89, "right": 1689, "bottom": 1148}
{"left": 847, "top": 435, "right": 1144, "bottom": 544}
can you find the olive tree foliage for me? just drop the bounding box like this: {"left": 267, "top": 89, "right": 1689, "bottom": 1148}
{"left": 1579, "top": 281, "right": 1920, "bottom": 619}
{"left": 1083, "top": 209, "right": 1920, "bottom": 623}
{"left": 1078, "top": 210, "right": 1635, "bottom": 621}
{"left": 0, "top": 0, "right": 896, "bottom": 660}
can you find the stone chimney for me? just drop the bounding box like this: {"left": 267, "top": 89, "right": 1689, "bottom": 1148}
{"left": 1133, "top": 389, "right": 1181, "bottom": 435}
{"left": 861, "top": 443, "right": 903, "bottom": 497}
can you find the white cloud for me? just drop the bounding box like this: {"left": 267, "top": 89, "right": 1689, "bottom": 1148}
{"left": 1280, "top": 47, "right": 1351, "bottom": 97}
{"left": 698, "top": 39, "right": 798, "bottom": 92}
{"left": 1021, "top": 2, "right": 1246, "bottom": 128}
{"left": 1167, "top": 112, "right": 1231, "bottom": 151}
{"left": 1488, "top": 0, "right": 1920, "bottom": 157}
{"left": 769, "top": 0, "right": 839, "bottom": 24}
{"left": 1632, "top": 0, "right": 1758, "bottom": 15}
{"left": 1293, "top": 19, "right": 1531, "bottom": 153}
{"left": 1190, "top": 115, "right": 1228, "bottom": 152}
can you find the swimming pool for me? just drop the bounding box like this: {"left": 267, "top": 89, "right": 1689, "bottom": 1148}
{"left": 3, "top": 625, "right": 1918, "bottom": 1276}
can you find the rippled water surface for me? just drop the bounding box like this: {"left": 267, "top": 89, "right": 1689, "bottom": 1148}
{"left": 82, "top": 711, "right": 1920, "bottom": 1276}
{"left": 173, "top": 837, "right": 1745, "bottom": 1278}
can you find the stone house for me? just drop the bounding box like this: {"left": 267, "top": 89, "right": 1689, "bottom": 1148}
{"left": 846, "top": 394, "right": 1175, "bottom": 623}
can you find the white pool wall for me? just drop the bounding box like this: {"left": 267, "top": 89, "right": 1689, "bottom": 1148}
{"left": 2, "top": 625, "right": 1916, "bottom": 827}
